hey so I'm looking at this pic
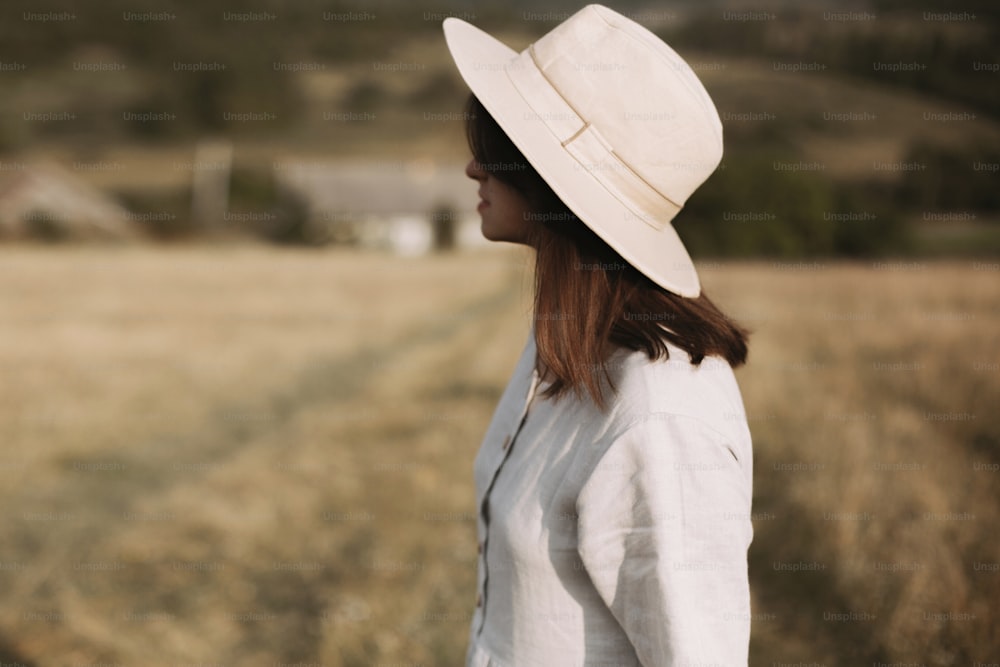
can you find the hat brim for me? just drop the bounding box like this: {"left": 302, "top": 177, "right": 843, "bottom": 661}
{"left": 443, "top": 17, "right": 701, "bottom": 298}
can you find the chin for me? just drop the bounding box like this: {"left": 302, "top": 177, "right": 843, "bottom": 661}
{"left": 480, "top": 216, "right": 531, "bottom": 245}
{"left": 480, "top": 221, "right": 505, "bottom": 242}
{"left": 481, "top": 227, "right": 520, "bottom": 245}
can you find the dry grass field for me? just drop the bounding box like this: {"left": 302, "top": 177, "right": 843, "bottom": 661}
{"left": 0, "top": 246, "right": 997, "bottom": 666}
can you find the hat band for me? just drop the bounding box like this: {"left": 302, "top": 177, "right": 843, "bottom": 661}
{"left": 504, "top": 46, "right": 681, "bottom": 231}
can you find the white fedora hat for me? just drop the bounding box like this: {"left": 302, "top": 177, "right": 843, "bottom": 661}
{"left": 443, "top": 4, "right": 723, "bottom": 298}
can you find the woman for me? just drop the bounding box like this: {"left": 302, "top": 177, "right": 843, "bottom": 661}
{"left": 443, "top": 6, "right": 754, "bottom": 666}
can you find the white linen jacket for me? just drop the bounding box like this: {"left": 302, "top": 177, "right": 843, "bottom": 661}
{"left": 465, "top": 330, "right": 754, "bottom": 666}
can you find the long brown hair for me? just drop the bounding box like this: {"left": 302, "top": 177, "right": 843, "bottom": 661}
{"left": 466, "top": 94, "right": 749, "bottom": 410}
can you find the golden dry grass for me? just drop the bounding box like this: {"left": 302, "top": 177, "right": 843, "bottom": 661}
{"left": 0, "top": 247, "right": 996, "bottom": 666}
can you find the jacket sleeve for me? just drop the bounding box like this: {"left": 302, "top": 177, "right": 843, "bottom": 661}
{"left": 576, "top": 413, "right": 753, "bottom": 666}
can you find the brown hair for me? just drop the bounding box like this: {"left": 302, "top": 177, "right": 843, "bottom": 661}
{"left": 466, "top": 94, "right": 749, "bottom": 410}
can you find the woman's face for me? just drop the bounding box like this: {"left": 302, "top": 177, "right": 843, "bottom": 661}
{"left": 465, "top": 159, "right": 533, "bottom": 246}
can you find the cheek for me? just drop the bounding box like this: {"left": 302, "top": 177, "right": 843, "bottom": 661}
{"left": 496, "top": 185, "right": 530, "bottom": 219}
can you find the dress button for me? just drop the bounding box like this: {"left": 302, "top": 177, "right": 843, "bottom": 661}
{"left": 477, "top": 542, "right": 483, "bottom": 554}
{"left": 502, "top": 435, "right": 511, "bottom": 450}
{"left": 476, "top": 593, "right": 483, "bottom": 608}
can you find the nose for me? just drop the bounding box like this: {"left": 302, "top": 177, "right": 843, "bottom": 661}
{"left": 465, "top": 158, "right": 487, "bottom": 182}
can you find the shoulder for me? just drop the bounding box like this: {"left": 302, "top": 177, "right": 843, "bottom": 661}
{"left": 576, "top": 343, "right": 754, "bottom": 505}
{"left": 605, "top": 342, "right": 750, "bottom": 451}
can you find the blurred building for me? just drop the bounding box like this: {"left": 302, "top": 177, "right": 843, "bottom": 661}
{"left": 0, "top": 161, "right": 137, "bottom": 242}
{"left": 274, "top": 158, "right": 485, "bottom": 254}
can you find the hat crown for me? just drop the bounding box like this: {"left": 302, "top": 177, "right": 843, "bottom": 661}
{"left": 528, "top": 4, "right": 723, "bottom": 208}
{"left": 441, "top": 4, "right": 717, "bottom": 296}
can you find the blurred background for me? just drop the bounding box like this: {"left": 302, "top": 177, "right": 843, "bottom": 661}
{"left": 0, "top": 0, "right": 997, "bottom": 664}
